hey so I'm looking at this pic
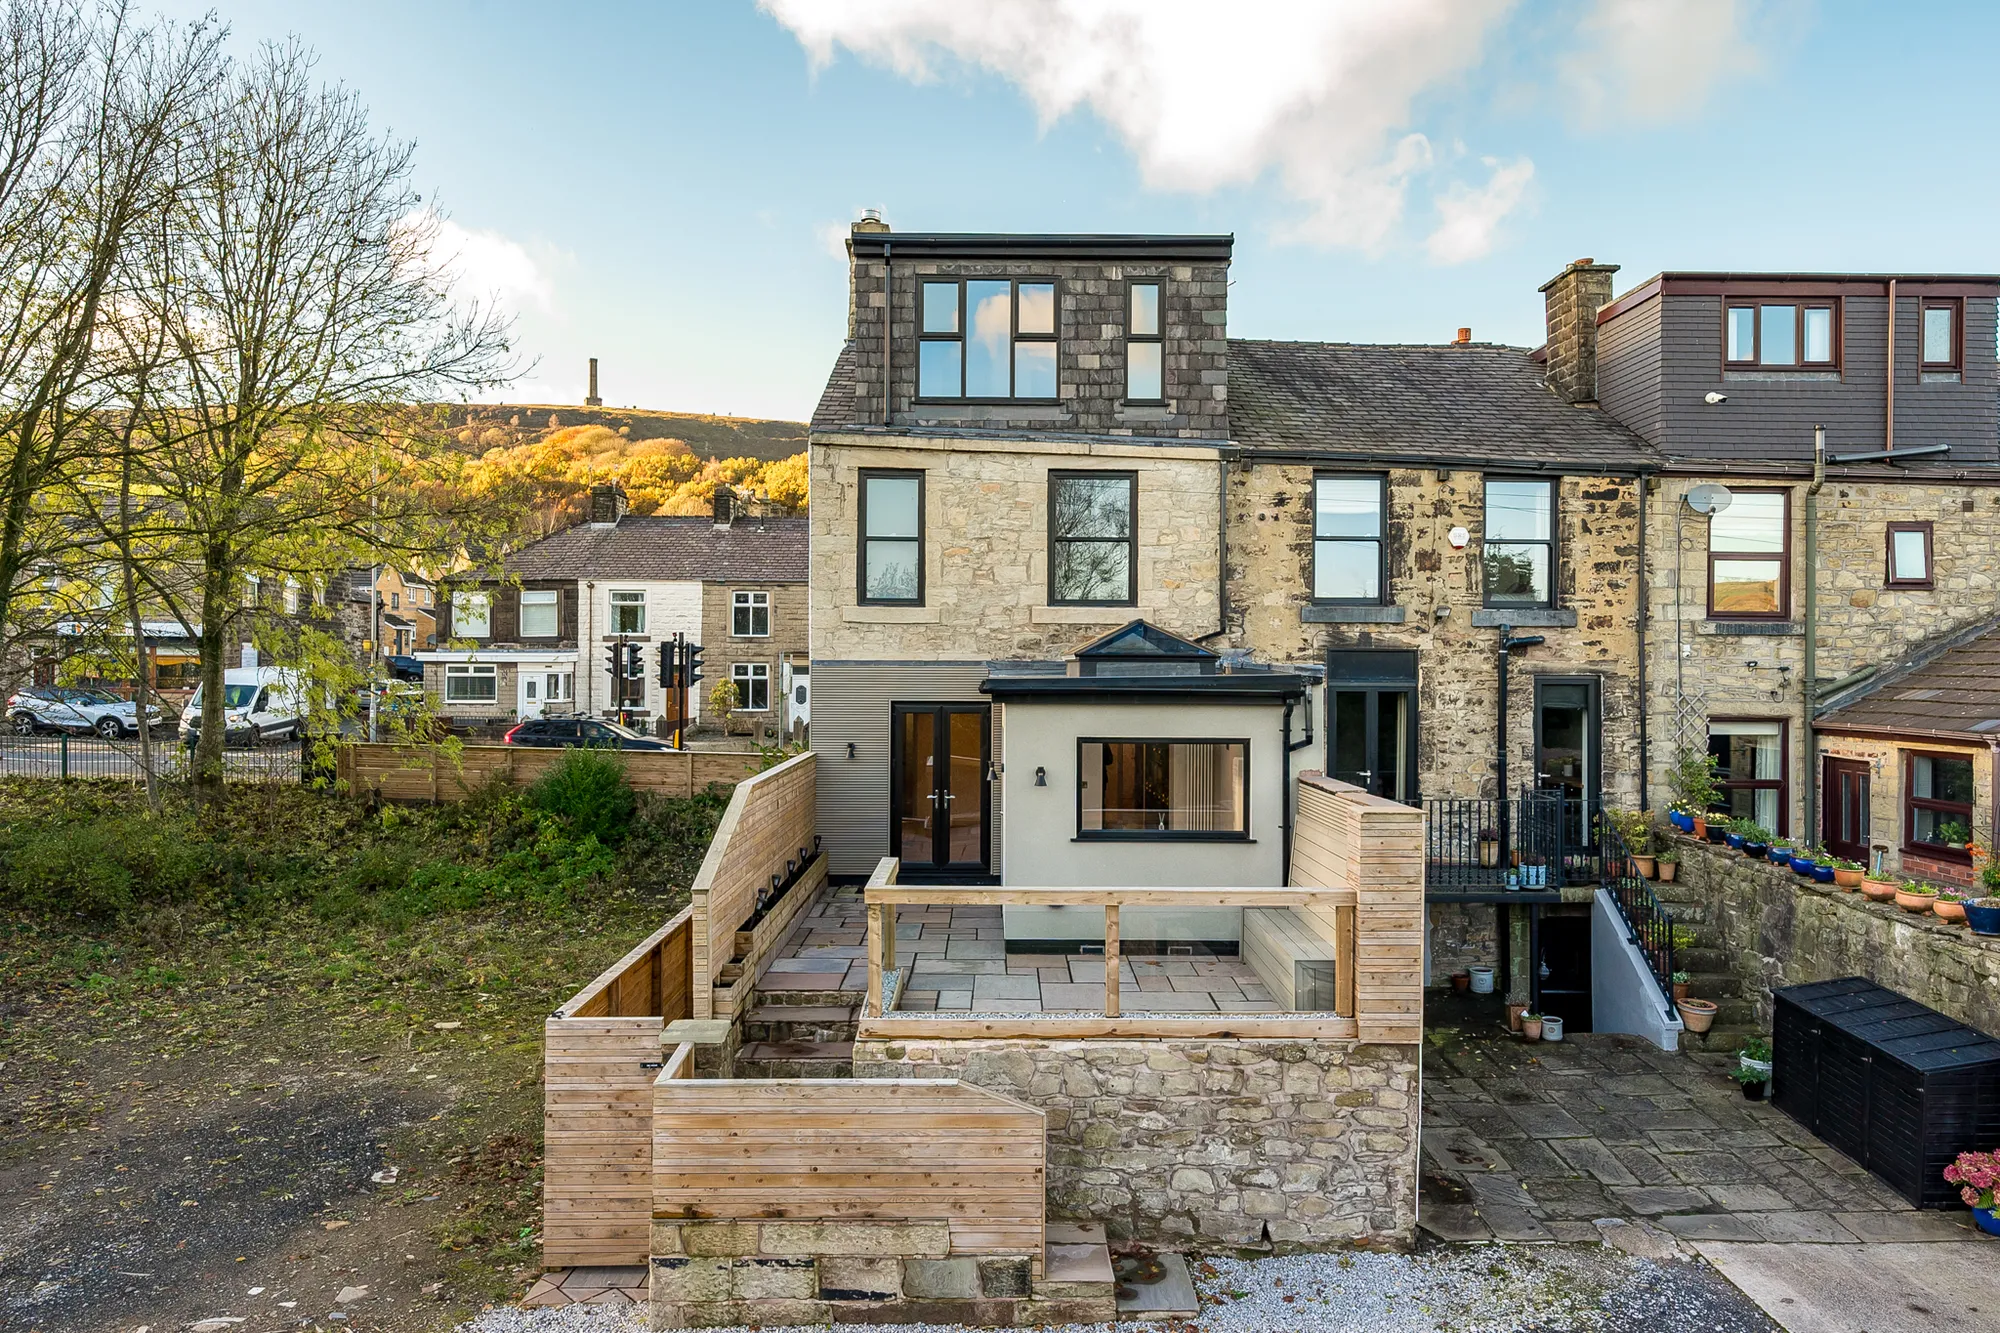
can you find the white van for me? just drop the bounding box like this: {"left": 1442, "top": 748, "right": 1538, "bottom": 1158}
{"left": 180, "top": 667, "right": 306, "bottom": 747}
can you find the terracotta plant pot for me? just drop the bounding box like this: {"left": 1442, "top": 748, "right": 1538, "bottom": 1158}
{"left": 1506, "top": 1002, "right": 1529, "bottom": 1032}
{"left": 1451, "top": 971, "right": 1471, "bottom": 994}
{"left": 1672, "top": 981, "right": 1690, "bottom": 1002}
{"left": 1934, "top": 898, "right": 1967, "bottom": 924}
{"left": 1833, "top": 867, "right": 1864, "bottom": 889}
{"left": 1633, "top": 854, "right": 1657, "bottom": 879}
{"left": 1677, "top": 998, "right": 1718, "bottom": 1033}
{"left": 1478, "top": 840, "right": 1501, "bottom": 869}
{"left": 1657, "top": 860, "right": 1679, "bottom": 883}
{"left": 1692, "top": 816, "right": 1708, "bottom": 839}
{"left": 1520, "top": 1016, "right": 1544, "bottom": 1041}
{"left": 1861, "top": 879, "right": 1897, "bottom": 902}
{"left": 1896, "top": 888, "right": 1938, "bottom": 913}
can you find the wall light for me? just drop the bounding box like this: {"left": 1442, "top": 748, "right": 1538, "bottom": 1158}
{"left": 1034, "top": 766, "right": 1047, "bottom": 787}
{"left": 846, "top": 742, "right": 856, "bottom": 760}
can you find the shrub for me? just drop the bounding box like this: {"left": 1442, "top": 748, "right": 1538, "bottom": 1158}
{"left": 525, "top": 747, "right": 635, "bottom": 846}
{"left": 6, "top": 823, "right": 139, "bottom": 917}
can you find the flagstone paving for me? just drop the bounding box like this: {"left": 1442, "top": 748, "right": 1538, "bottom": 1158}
{"left": 1419, "top": 1013, "right": 1978, "bottom": 1248}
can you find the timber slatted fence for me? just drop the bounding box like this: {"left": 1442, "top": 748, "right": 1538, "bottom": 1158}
{"left": 689, "top": 751, "right": 823, "bottom": 1018}
{"left": 335, "top": 742, "right": 760, "bottom": 801}
{"left": 1290, "top": 772, "right": 1425, "bottom": 1044}
{"left": 543, "top": 909, "right": 694, "bottom": 1267}
{"left": 651, "top": 1078, "right": 1046, "bottom": 1257}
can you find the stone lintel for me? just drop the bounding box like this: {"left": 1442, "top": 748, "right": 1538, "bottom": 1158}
{"left": 1303, "top": 604, "right": 1408, "bottom": 624}
{"left": 1470, "top": 608, "right": 1579, "bottom": 628}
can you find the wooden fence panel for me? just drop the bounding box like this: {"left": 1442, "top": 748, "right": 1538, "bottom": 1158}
{"left": 688, "top": 752, "right": 820, "bottom": 1016}
{"left": 335, "top": 742, "right": 759, "bottom": 803}
{"left": 1291, "top": 773, "right": 1424, "bottom": 1044}
{"left": 652, "top": 1079, "right": 1045, "bottom": 1257}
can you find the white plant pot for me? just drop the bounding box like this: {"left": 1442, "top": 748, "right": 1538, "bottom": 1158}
{"left": 1469, "top": 966, "right": 1495, "bottom": 995}
{"left": 1541, "top": 1015, "right": 1565, "bottom": 1041}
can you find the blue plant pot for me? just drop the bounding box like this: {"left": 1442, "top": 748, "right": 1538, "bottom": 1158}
{"left": 1965, "top": 901, "right": 2000, "bottom": 936}
{"left": 1671, "top": 811, "right": 1692, "bottom": 832}
{"left": 1726, "top": 833, "right": 1745, "bottom": 849}
{"left": 1976, "top": 1207, "right": 2000, "bottom": 1238}
{"left": 1790, "top": 854, "right": 1815, "bottom": 875}
{"left": 1769, "top": 846, "right": 1790, "bottom": 865}
{"left": 1812, "top": 864, "right": 1836, "bottom": 884}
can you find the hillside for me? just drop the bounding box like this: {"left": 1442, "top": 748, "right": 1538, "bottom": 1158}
{"left": 446, "top": 404, "right": 806, "bottom": 463}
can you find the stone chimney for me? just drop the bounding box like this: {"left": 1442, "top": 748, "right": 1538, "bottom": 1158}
{"left": 846, "top": 210, "right": 890, "bottom": 341}
{"left": 1538, "top": 258, "right": 1620, "bottom": 404}
{"left": 585, "top": 357, "right": 602, "bottom": 407}
{"left": 587, "top": 482, "right": 628, "bottom": 527}
{"left": 712, "top": 485, "right": 734, "bottom": 529}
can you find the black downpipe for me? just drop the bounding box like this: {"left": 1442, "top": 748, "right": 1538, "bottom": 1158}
{"left": 1279, "top": 688, "right": 1316, "bottom": 883}
{"left": 1636, "top": 472, "right": 1650, "bottom": 810}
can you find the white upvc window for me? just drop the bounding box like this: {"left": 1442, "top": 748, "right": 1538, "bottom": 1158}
{"left": 609, "top": 589, "right": 646, "bottom": 634}
{"left": 283, "top": 579, "right": 301, "bottom": 615}
{"left": 445, "top": 663, "right": 498, "bottom": 702}
{"left": 244, "top": 573, "right": 261, "bottom": 608}
{"left": 523, "top": 671, "right": 572, "bottom": 704}
{"left": 452, "top": 592, "right": 491, "bottom": 638}
{"left": 731, "top": 661, "right": 770, "bottom": 711}
{"left": 519, "top": 588, "right": 559, "bottom": 638}
{"left": 732, "top": 590, "right": 770, "bottom": 637}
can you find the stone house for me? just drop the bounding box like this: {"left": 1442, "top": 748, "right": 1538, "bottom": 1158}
{"left": 424, "top": 486, "right": 806, "bottom": 730}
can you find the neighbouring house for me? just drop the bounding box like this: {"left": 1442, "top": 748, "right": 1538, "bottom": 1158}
{"left": 333, "top": 566, "right": 440, "bottom": 662}
{"left": 424, "top": 485, "right": 806, "bottom": 730}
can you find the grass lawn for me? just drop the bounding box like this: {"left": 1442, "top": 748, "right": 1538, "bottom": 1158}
{"left": 0, "top": 765, "right": 724, "bottom": 1332}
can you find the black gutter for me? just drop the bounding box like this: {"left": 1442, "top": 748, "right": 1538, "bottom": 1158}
{"left": 1636, "top": 470, "right": 1651, "bottom": 810}
{"left": 979, "top": 674, "right": 1312, "bottom": 702}
{"left": 1280, "top": 689, "right": 1317, "bottom": 884}
{"left": 1233, "top": 449, "right": 1658, "bottom": 478}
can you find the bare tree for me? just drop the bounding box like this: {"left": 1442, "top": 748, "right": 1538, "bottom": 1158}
{"left": 0, "top": 1, "right": 221, "bottom": 682}
{"left": 118, "top": 39, "right": 513, "bottom": 791}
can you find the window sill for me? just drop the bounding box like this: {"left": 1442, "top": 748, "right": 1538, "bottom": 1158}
{"left": 844, "top": 605, "right": 941, "bottom": 624}
{"left": 1904, "top": 843, "right": 1973, "bottom": 865}
{"left": 1073, "top": 834, "right": 1255, "bottom": 844}
{"left": 599, "top": 633, "right": 652, "bottom": 642}
{"left": 1031, "top": 605, "right": 1138, "bottom": 624}
{"left": 1702, "top": 621, "right": 1802, "bottom": 636}
{"left": 908, "top": 403, "right": 1071, "bottom": 424}
{"left": 1470, "top": 608, "right": 1576, "bottom": 628}
{"left": 1303, "top": 604, "right": 1406, "bottom": 625}
{"left": 1885, "top": 582, "right": 1935, "bottom": 592}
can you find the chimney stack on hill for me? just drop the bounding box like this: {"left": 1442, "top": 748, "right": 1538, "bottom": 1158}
{"left": 585, "top": 357, "right": 602, "bottom": 407}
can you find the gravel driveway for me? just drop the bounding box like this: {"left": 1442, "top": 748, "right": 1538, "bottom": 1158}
{"left": 456, "top": 1242, "right": 1776, "bottom": 1333}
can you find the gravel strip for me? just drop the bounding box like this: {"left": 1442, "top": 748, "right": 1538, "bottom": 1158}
{"left": 458, "top": 1243, "right": 1774, "bottom": 1333}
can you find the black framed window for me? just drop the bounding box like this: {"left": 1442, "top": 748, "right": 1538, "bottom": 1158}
{"left": 1708, "top": 488, "right": 1790, "bottom": 619}
{"left": 1905, "top": 750, "right": 1975, "bottom": 856}
{"left": 1887, "top": 521, "right": 1934, "bottom": 588}
{"left": 1482, "top": 478, "right": 1554, "bottom": 607}
{"left": 1126, "top": 279, "right": 1163, "bottom": 402}
{"left": 858, "top": 470, "right": 924, "bottom": 605}
{"left": 1049, "top": 470, "right": 1136, "bottom": 605}
{"left": 1313, "top": 474, "right": 1385, "bottom": 603}
{"left": 1921, "top": 298, "right": 1961, "bottom": 372}
{"left": 1078, "top": 739, "right": 1248, "bottom": 839}
{"left": 917, "top": 278, "right": 1057, "bottom": 400}
{"left": 1725, "top": 301, "right": 1839, "bottom": 369}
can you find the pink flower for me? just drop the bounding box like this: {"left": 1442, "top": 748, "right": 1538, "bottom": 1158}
{"left": 1946, "top": 1163, "right": 1964, "bottom": 1184}
{"left": 1964, "top": 1185, "right": 1982, "bottom": 1208}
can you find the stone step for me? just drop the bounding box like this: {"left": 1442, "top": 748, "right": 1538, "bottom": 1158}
{"left": 742, "top": 1004, "right": 858, "bottom": 1044}
{"left": 1675, "top": 971, "right": 1745, "bottom": 999}
{"left": 734, "top": 1039, "right": 854, "bottom": 1078}
{"left": 752, "top": 985, "right": 865, "bottom": 1007}
{"left": 1041, "top": 1238, "right": 1115, "bottom": 1301}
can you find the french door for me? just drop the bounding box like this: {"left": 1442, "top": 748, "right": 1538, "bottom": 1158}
{"left": 891, "top": 703, "right": 991, "bottom": 876}
{"left": 1824, "top": 758, "right": 1871, "bottom": 865}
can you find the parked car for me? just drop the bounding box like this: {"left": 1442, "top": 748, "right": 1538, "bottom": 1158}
{"left": 7, "top": 686, "right": 166, "bottom": 738}
{"left": 180, "top": 667, "right": 306, "bottom": 747}
{"left": 385, "top": 654, "right": 426, "bottom": 683}
{"left": 502, "top": 717, "right": 673, "bottom": 751}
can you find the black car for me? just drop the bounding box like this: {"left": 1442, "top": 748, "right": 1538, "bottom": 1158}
{"left": 502, "top": 717, "right": 672, "bottom": 750}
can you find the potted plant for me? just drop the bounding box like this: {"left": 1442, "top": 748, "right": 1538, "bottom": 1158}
{"left": 1671, "top": 970, "right": 1691, "bottom": 1002}
{"left": 1939, "top": 819, "right": 1972, "bottom": 851}
{"left": 1810, "top": 851, "right": 1837, "bottom": 885}
{"left": 1521, "top": 853, "right": 1547, "bottom": 888}
{"left": 1935, "top": 891, "right": 1968, "bottom": 924}
{"left": 1656, "top": 848, "right": 1679, "bottom": 883}
{"left": 1669, "top": 805, "right": 1692, "bottom": 833}
{"left": 1832, "top": 858, "right": 1865, "bottom": 890}
{"left": 1520, "top": 1013, "right": 1544, "bottom": 1041}
{"left": 1667, "top": 747, "right": 1723, "bottom": 841}
{"left": 1610, "top": 809, "right": 1654, "bottom": 877}
{"left": 1469, "top": 965, "right": 1496, "bottom": 994}
{"left": 1477, "top": 827, "right": 1501, "bottom": 868}
{"left": 1451, "top": 970, "right": 1471, "bottom": 994}
{"left": 1896, "top": 880, "right": 1939, "bottom": 913}
{"left": 1506, "top": 1001, "right": 1529, "bottom": 1031}
{"left": 1943, "top": 1151, "right": 2000, "bottom": 1237}
{"left": 1740, "top": 823, "right": 1771, "bottom": 859}
{"left": 1768, "top": 839, "right": 1792, "bottom": 866}
{"left": 1733, "top": 1060, "right": 1771, "bottom": 1100}
{"left": 1789, "top": 845, "right": 1817, "bottom": 876}
{"left": 1678, "top": 997, "right": 1718, "bottom": 1033}
{"left": 1861, "top": 875, "right": 1898, "bottom": 903}
{"left": 1736, "top": 1036, "right": 1773, "bottom": 1101}
{"left": 1968, "top": 897, "right": 2000, "bottom": 936}
{"left": 1542, "top": 1014, "right": 1565, "bottom": 1042}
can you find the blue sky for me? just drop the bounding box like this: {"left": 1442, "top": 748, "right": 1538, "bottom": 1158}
{"left": 162, "top": 1, "right": 2000, "bottom": 422}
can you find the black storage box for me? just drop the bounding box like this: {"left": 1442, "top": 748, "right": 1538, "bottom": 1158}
{"left": 1773, "top": 977, "right": 2000, "bottom": 1208}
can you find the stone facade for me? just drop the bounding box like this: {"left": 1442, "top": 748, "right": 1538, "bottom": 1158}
{"left": 1227, "top": 463, "right": 1645, "bottom": 805}
{"left": 809, "top": 433, "right": 1224, "bottom": 664}
{"left": 852, "top": 1036, "right": 1420, "bottom": 1252}
{"left": 1815, "top": 730, "right": 1992, "bottom": 889}
{"left": 1644, "top": 474, "right": 2000, "bottom": 836}
{"left": 648, "top": 1218, "right": 1112, "bottom": 1330}
{"left": 698, "top": 579, "right": 806, "bottom": 725}
{"left": 844, "top": 233, "right": 1231, "bottom": 440}
{"left": 1669, "top": 837, "right": 2000, "bottom": 1038}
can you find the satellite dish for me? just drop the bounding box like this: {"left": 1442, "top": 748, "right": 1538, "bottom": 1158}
{"left": 1685, "top": 483, "right": 1734, "bottom": 515}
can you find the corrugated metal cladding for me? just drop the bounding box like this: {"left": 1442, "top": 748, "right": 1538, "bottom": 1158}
{"left": 812, "top": 662, "right": 1003, "bottom": 877}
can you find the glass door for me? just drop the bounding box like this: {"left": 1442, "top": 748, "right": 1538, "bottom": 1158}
{"left": 1533, "top": 678, "right": 1600, "bottom": 872}
{"left": 891, "top": 703, "right": 991, "bottom": 875}
{"left": 1328, "top": 688, "right": 1414, "bottom": 803}
{"left": 1823, "top": 757, "right": 1870, "bottom": 865}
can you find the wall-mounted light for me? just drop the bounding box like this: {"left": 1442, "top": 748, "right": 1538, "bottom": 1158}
{"left": 846, "top": 741, "right": 856, "bottom": 760}
{"left": 1034, "top": 766, "right": 1047, "bottom": 787}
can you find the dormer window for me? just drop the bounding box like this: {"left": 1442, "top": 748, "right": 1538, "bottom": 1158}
{"left": 1126, "top": 280, "right": 1164, "bottom": 402}
{"left": 918, "top": 279, "right": 1057, "bottom": 401}
{"left": 1921, "top": 298, "right": 1961, "bottom": 373}
{"left": 1725, "top": 301, "right": 1838, "bottom": 370}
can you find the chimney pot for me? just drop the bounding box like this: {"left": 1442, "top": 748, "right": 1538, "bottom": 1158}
{"left": 851, "top": 209, "right": 891, "bottom": 234}
{"left": 1455, "top": 327, "right": 1472, "bottom": 345}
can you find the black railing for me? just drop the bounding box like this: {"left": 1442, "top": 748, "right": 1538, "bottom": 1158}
{"left": 1596, "top": 817, "right": 1679, "bottom": 1021}
{"left": 1425, "top": 789, "right": 1597, "bottom": 890}
{"left": 0, "top": 733, "right": 307, "bottom": 784}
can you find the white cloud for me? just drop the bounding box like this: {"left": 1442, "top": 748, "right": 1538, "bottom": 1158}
{"left": 1427, "top": 158, "right": 1536, "bottom": 263}
{"left": 399, "top": 209, "right": 554, "bottom": 314}
{"left": 1565, "top": 0, "right": 1764, "bottom": 125}
{"left": 764, "top": 0, "right": 1776, "bottom": 265}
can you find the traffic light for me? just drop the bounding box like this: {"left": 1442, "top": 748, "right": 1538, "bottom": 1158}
{"left": 685, "top": 642, "right": 705, "bottom": 691}
{"left": 623, "top": 642, "right": 644, "bottom": 684}
{"left": 604, "top": 642, "right": 621, "bottom": 687}
{"left": 658, "top": 641, "right": 678, "bottom": 688}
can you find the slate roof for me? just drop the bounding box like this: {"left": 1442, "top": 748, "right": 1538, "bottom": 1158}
{"left": 811, "top": 342, "right": 858, "bottom": 433}
{"left": 500, "top": 515, "right": 808, "bottom": 583}
{"left": 1227, "top": 340, "right": 1663, "bottom": 472}
{"left": 1818, "top": 619, "right": 2000, "bottom": 739}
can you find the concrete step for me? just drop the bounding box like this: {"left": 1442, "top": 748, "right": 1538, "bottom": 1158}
{"left": 742, "top": 1004, "right": 858, "bottom": 1044}
{"left": 1042, "top": 1234, "right": 1115, "bottom": 1301}
{"left": 734, "top": 1039, "right": 854, "bottom": 1078}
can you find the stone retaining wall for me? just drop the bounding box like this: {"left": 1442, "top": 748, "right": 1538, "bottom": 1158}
{"left": 1672, "top": 837, "right": 2000, "bottom": 1036}
{"left": 852, "top": 1036, "right": 1419, "bottom": 1252}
